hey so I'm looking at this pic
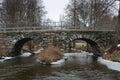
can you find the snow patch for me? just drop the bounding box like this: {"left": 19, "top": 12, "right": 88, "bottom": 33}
{"left": 117, "top": 44, "right": 120, "bottom": 47}
{"left": 20, "top": 52, "right": 32, "bottom": 57}
{"left": 34, "top": 48, "right": 43, "bottom": 54}
{"left": 51, "top": 56, "right": 68, "bottom": 65}
{"left": 0, "top": 48, "right": 42, "bottom": 62}
{"left": 98, "top": 57, "right": 120, "bottom": 72}
{"left": 0, "top": 56, "right": 14, "bottom": 62}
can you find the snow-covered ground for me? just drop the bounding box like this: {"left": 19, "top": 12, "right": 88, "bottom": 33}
{"left": 0, "top": 56, "right": 14, "bottom": 62}
{"left": 97, "top": 43, "right": 120, "bottom": 72}
{"left": 0, "top": 49, "right": 42, "bottom": 62}
{"left": 98, "top": 57, "right": 120, "bottom": 72}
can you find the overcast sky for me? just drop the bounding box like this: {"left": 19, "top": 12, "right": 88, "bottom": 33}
{"left": 43, "top": 0, "right": 69, "bottom": 22}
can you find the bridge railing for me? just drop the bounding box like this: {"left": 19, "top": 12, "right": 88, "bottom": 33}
{"left": 0, "top": 22, "right": 116, "bottom": 32}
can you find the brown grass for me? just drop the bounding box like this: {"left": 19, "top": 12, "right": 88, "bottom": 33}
{"left": 36, "top": 44, "right": 64, "bottom": 64}
{"left": 103, "top": 47, "right": 120, "bottom": 61}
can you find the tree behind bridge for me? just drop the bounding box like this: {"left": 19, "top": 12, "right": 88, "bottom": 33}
{"left": 64, "top": 0, "right": 116, "bottom": 30}
{"left": 0, "top": 0, "right": 45, "bottom": 28}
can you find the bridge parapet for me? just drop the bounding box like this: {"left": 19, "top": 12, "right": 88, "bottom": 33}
{"left": 0, "top": 22, "right": 116, "bottom": 33}
{"left": 0, "top": 28, "right": 115, "bottom": 33}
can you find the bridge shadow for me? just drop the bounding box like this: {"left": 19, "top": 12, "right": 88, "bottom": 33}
{"left": 70, "top": 38, "right": 101, "bottom": 56}
{"left": 9, "top": 38, "right": 33, "bottom": 57}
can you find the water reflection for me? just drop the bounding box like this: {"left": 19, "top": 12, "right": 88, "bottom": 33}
{"left": 0, "top": 53, "right": 120, "bottom": 80}
{"left": 66, "top": 53, "right": 93, "bottom": 65}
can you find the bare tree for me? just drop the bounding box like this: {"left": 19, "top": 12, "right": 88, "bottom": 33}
{"left": 0, "top": 0, "right": 45, "bottom": 28}
{"left": 64, "top": 0, "right": 116, "bottom": 30}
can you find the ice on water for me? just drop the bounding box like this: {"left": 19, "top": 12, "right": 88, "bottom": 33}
{"left": 98, "top": 57, "right": 120, "bottom": 72}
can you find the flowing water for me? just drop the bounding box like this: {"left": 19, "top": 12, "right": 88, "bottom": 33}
{"left": 0, "top": 53, "right": 120, "bottom": 80}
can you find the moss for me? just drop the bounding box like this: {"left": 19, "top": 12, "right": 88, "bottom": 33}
{"left": 112, "top": 56, "right": 120, "bottom": 62}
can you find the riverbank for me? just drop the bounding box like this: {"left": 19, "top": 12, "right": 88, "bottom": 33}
{"left": 103, "top": 51, "right": 120, "bottom": 62}
{"left": 103, "top": 44, "right": 120, "bottom": 62}
{"left": 98, "top": 44, "right": 120, "bottom": 71}
{"left": 98, "top": 57, "right": 120, "bottom": 72}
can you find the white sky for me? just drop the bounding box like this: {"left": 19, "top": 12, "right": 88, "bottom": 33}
{"left": 43, "top": 0, "right": 69, "bottom": 22}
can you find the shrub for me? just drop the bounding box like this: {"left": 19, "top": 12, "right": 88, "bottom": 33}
{"left": 36, "top": 44, "right": 64, "bottom": 64}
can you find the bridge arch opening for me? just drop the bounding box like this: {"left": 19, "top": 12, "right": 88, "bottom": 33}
{"left": 69, "top": 38, "right": 101, "bottom": 56}
{"left": 9, "top": 38, "right": 33, "bottom": 57}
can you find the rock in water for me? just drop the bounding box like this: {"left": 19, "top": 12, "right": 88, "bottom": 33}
{"left": 36, "top": 45, "right": 64, "bottom": 64}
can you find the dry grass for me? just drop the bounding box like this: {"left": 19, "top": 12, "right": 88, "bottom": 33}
{"left": 36, "top": 44, "right": 64, "bottom": 64}
{"left": 103, "top": 48, "right": 120, "bottom": 61}
{"left": 0, "top": 46, "right": 11, "bottom": 57}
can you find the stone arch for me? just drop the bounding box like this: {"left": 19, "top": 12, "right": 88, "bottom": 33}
{"left": 71, "top": 38, "right": 101, "bottom": 56}
{"left": 59, "top": 39, "right": 68, "bottom": 50}
{"left": 9, "top": 38, "right": 33, "bottom": 57}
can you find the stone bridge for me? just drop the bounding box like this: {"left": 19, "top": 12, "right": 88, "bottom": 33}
{"left": 0, "top": 29, "right": 116, "bottom": 57}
